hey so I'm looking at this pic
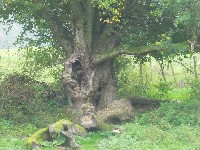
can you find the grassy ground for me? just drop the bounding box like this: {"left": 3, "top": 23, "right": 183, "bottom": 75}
{"left": 1, "top": 50, "right": 200, "bottom": 150}
{"left": 1, "top": 100, "right": 200, "bottom": 150}
{"left": 0, "top": 118, "right": 37, "bottom": 150}
{"left": 79, "top": 100, "right": 200, "bottom": 150}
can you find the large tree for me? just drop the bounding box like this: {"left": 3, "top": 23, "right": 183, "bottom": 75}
{"left": 0, "top": 0, "right": 198, "bottom": 123}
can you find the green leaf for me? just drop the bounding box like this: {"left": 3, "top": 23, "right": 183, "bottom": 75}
{"left": 53, "top": 134, "right": 66, "bottom": 146}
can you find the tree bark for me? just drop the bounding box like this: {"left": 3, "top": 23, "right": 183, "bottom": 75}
{"left": 158, "top": 60, "right": 166, "bottom": 81}
{"left": 193, "top": 56, "right": 198, "bottom": 79}
{"left": 95, "top": 59, "right": 117, "bottom": 110}
{"left": 62, "top": 23, "right": 117, "bottom": 121}
{"left": 63, "top": 56, "right": 116, "bottom": 108}
{"left": 170, "top": 62, "right": 177, "bottom": 85}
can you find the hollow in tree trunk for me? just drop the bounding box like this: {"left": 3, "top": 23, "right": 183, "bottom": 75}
{"left": 63, "top": 55, "right": 117, "bottom": 110}
{"left": 62, "top": 23, "right": 117, "bottom": 125}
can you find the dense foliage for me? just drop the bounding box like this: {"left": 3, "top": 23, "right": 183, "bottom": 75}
{"left": 0, "top": 73, "right": 68, "bottom": 127}
{"left": 0, "top": 0, "right": 198, "bottom": 66}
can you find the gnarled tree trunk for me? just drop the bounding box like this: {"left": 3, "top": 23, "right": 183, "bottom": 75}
{"left": 63, "top": 54, "right": 116, "bottom": 109}
{"left": 62, "top": 23, "right": 117, "bottom": 125}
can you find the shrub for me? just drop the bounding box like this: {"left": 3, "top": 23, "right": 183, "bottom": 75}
{"left": 0, "top": 73, "right": 69, "bottom": 127}
{"left": 115, "top": 57, "right": 152, "bottom": 98}
{"left": 190, "top": 79, "right": 200, "bottom": 99}
{"left": 153, "top": 81, "right": 172, "bottom": 99}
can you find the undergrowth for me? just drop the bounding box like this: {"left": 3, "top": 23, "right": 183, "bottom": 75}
{"left": 138, "top": 100, "right": 200, "bottom": 126}
{"left": 98, "top": 124, "right": 200, "bottom": 150}
{"left": 0, "top": 118, "right": 37, "bottom": 150}
{"left": 0, "top": 73, "right": 69, "bottom": 127}
{"left": 96, "top": 100, "right": 200, "bottom": 150}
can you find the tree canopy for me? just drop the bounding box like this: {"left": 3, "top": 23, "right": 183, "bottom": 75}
{"left": 0, "top": 0, "right": 198, "bottom": 62}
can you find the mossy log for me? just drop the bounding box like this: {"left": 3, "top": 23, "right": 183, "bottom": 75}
{"left": 27, "top": 119, "right": 87, "bottom": 149}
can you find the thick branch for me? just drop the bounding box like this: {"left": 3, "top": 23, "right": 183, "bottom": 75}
{"left": 94, "top": 44, "right": 158, "bottom": 64}
{"left": 69, "top": 0, "right": 82, "bottom": 24}
{"left": 94, "top": 42, "right": 190, "bottom": 64}
{"left": 86, "top": 0, "right": 93, "bottom": 51}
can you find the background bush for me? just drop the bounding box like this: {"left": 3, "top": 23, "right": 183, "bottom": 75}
{"left": 190, "top": 79, "right": 200, "bottom": 99}
{"left": 0, "top": 73, "right": 69, "bottom": 127}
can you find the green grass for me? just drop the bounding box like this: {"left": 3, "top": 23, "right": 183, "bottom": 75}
{"left": 147, "top": 86, "right": 191, "bottom": 101}
{"left": 165, "top": 87, "right": 191, "bottom": 101}
{"left": 1, "top": 99, "right": 200, "bottom": 150}
{"left": 0, "top": 118, "right": 38, "bottom": 150}
{"left": 97, "top": 124, "right": 200, "bottom": 150}
{"left": 79, "top": 100, "right": 200, "bottom": 150}
{"left": 77, "top": 131, "right": 113, "bottom": 150}
{"left": 0, "top": 49, "right": 69, "bottom": 149}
